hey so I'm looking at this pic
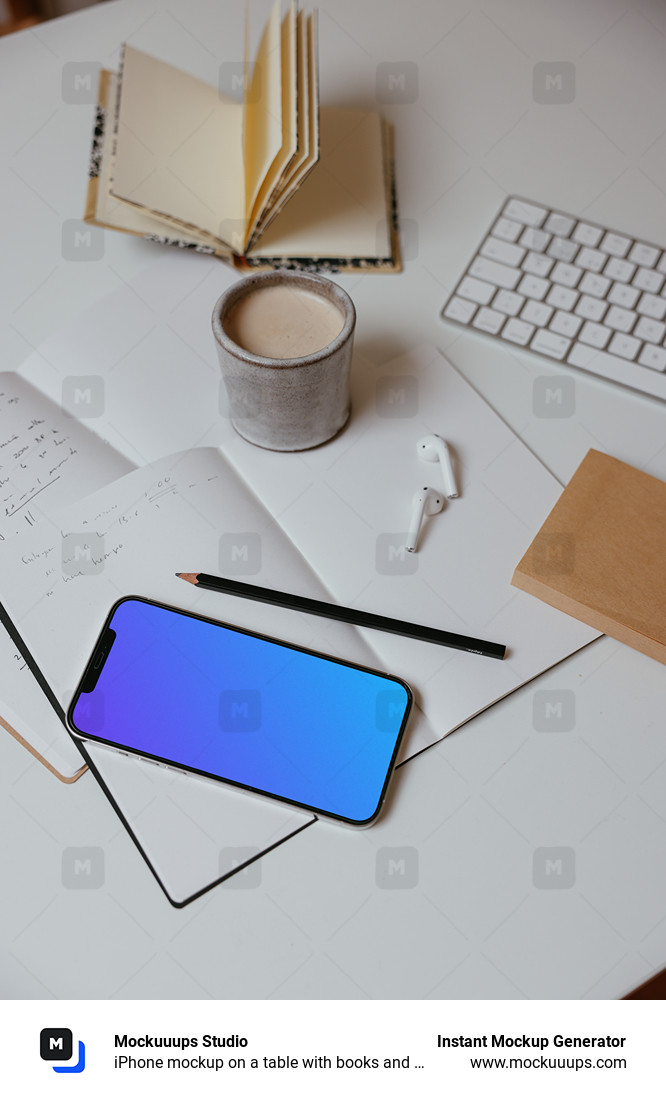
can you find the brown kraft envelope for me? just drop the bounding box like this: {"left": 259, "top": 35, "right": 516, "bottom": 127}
{"left": 511, "top": 449, "right": 666, "bottom": 665}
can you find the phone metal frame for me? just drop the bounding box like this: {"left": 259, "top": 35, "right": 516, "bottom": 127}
{"left": 66, "top": 595, "right": 413, "bottom": 828}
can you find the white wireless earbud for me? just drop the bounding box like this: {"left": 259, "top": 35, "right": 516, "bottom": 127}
{"left": 416, "top": 434, "right": 458, "bottom": 499}
{"left": 405, "top": 487, "right": 444, "bottom": 553}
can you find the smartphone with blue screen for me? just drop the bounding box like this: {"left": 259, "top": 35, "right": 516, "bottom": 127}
{"left": 67, "top": 596, "right": 412, "bottom": 827}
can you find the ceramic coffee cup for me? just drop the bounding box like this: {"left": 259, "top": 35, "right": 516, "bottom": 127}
{"left": 212, "top": 270, "right": 355, "bottom": 451}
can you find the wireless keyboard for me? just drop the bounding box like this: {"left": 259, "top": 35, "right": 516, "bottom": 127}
{"left": 441, "top": 197, "right": 666, "bottom": 401}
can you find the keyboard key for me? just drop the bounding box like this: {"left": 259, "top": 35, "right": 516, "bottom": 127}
{"left": 638, "top": 344, "right": 666, "bottom": 371}
{"left": 522, "top": 251, "right": 554, "bottom": 277}
{"left": 551, "top": 261, "right": 582, "bottom": 288}
{"left": 472, "top": 307, "right": 505, "bottom": 334}
{"left": 547, "top": 237, "right": 579, "bottom": 262}
{"left": 608, "top": 332, "right": 640, "bottom": 360}
{"left": 546, "top": 284, "right": 578, "bottom": 310}
{"left": 530, "top": 329, "right": 571, "bottom": 360}
{"left": 520, "top": 227, "right": 550, "bottom": 251}
{"left": 629, "top": 242, "right": 659, "bottom": 268}
{"left": 457, "top": 276, "right": 495, "bottom": 305}
{"left": 605, "top": 305, "right": 636, "bottom": 333}
{"left": 633, "top": 267, "right": 664, "bottom": 294}
{"left": 549, "top": 310, "right": 583, "bottom": 338}
{"left": 481, "top": 237, "right": 525, "bottom": 265}
{"left": 492, "top": 217, "right": 523, "bottom": 242}
{"left": 545, "top": 212, "right": 575, "bottom": 237}
{"left": 573, "top": 222, "right": 603, "bottom": 247}
{"left": 600, "top": 231, "right": 631, "bottom": 257}
{"left": 504, "top": 198, "right": 547, "bottom": 226}
{"left": 521, "top": 300, "right": 553, "bottom": 327}
{"left": 492, "top": 289, "right": 524, "bottom": 316}
{"left": 566, "top": 343, "right": 606, "bottom": 368}
{"left": 634, "top": 316, "right": 665, "bottom": 344}
{"left": 443, "top": 295, "right": 478, "bottom": 324}
{"left": 579, "top": 321, "right": 611, "bottom": 349}
{"left": 579, "top": 271, "right": 610, "bottom": 298}
{"left": 604, "top": 257, "right": 635, "bottom": 283}
{"left": 502, "top": 318, "right": 534, "bottom": 345}
{"left": 575, "top": 295, "right": 607, "bottom": 322}
{"left": 517, "top": 274, "right": 549, "bottom": 300}
{"left": 576, "top": 247, "right": 606, "bottom": 272}
{"left": 636, "top": 292, "right": 666, "bottom": 320}
{"left": 657, "top": 253, "right": 666, "bottom": 275}
{"left": 470, "top": 256, "right": 521, "bottom": 289}
{"left": 607, "top": 282, "right": 640, "bottom": 309}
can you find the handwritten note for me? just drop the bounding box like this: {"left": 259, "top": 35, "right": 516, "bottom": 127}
{"left": 0, "top": 374, "right": 132, "bottom": 541}
{"left": 0, "top": 447, "right": 385, "bottom": 780}
{"left": 0, "top": 372, "right": 133, "bottom": 774}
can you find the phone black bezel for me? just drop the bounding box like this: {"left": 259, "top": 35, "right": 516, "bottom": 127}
{"left": 66, "top": 595, "right": 413, "bottom": 827}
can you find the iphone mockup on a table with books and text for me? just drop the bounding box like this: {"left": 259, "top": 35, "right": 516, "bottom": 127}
{"left": 67, "top": 597, "right": 413, "bottom": 827}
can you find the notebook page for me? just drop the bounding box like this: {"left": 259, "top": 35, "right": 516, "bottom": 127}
{"left": 112, "top": 46, "right": 244, "bottom": 241}
{"left": 245, "top": 2, "right": 299, "bottom": 247}
{"left": 248, "top": 107, "right": 390, "bottom": 260}
{"left": 0, "top": 372, "right": 132, "bottom": 538}
{"left": 250, "top": 11, "right": 320, "bottom": 247}
{"left": 243, "top": 0, "right": 285, "bottom": 238}
{"left": 88, "top": 71, "right": 228, "bottom": 254}
{"left": 0, "top": 372, "right": 133, "bottom": 775}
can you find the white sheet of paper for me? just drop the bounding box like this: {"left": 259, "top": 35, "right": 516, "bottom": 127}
{"left": 85, "top": 742, "right": 315, "bottom": 905}
{"left": 218, "top": 344, "right": 600, "bottom": 758}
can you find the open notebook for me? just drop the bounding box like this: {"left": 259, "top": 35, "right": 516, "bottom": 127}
{"left": 1, "top": 254, "right": 598, "bottom": 903}
{"left": 85, "top": 1, "right": 399, "bottom": 272}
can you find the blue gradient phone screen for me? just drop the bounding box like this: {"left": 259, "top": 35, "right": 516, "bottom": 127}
{"left": 70, "top": 599, "right": 411, "bottom": 823}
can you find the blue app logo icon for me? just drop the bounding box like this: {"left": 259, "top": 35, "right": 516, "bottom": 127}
{"left": 40, "top": 1028, "right": 86, "bottom": 1073}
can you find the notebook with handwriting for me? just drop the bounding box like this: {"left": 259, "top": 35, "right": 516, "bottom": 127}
{"left": 1, "top": 253, "right": 598, "bottom": 902}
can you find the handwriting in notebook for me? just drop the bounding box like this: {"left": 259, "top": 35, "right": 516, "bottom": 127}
{"left": 0, "top": 374, "right": 130, "bottom": 541}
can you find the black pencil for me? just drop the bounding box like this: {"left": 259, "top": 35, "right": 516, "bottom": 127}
{"left": 176, "top": 573, "right": 506, "bottom": 660}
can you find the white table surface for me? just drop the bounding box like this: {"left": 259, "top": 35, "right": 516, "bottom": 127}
{"left": 2, "top": 0, "right": 666, "bottom": 1000}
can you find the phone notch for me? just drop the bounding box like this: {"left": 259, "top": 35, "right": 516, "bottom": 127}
{"left": 79, "top": 627, "right": 116, "bottom": 694}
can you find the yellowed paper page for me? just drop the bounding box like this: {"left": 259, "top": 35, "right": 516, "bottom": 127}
{"left": 246, "top": 2, "right": 300, "bottom": 245}
{"left": 87, "top": 71, "right": 229, "bottom": 253}
{"left": 309, "top": 12, "right": 320, "bottom": 168}
{"left": 294, "top": 11, "right": 310, "bottom": 173}
{"left": 243, "top": 0, "right": 285, "bottom": 237}
{"left": 249, "top": 107, "right": 390, "bottom": 260}
{"left": 111, "top": 46, "right": 243, "bottom": 242}
{"left": 251, "top": 10, "right": 320, "bottom": 243}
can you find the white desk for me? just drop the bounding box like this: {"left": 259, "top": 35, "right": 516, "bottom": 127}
{"left": 2, "top": 0, "right": 666, "bottom": 999}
